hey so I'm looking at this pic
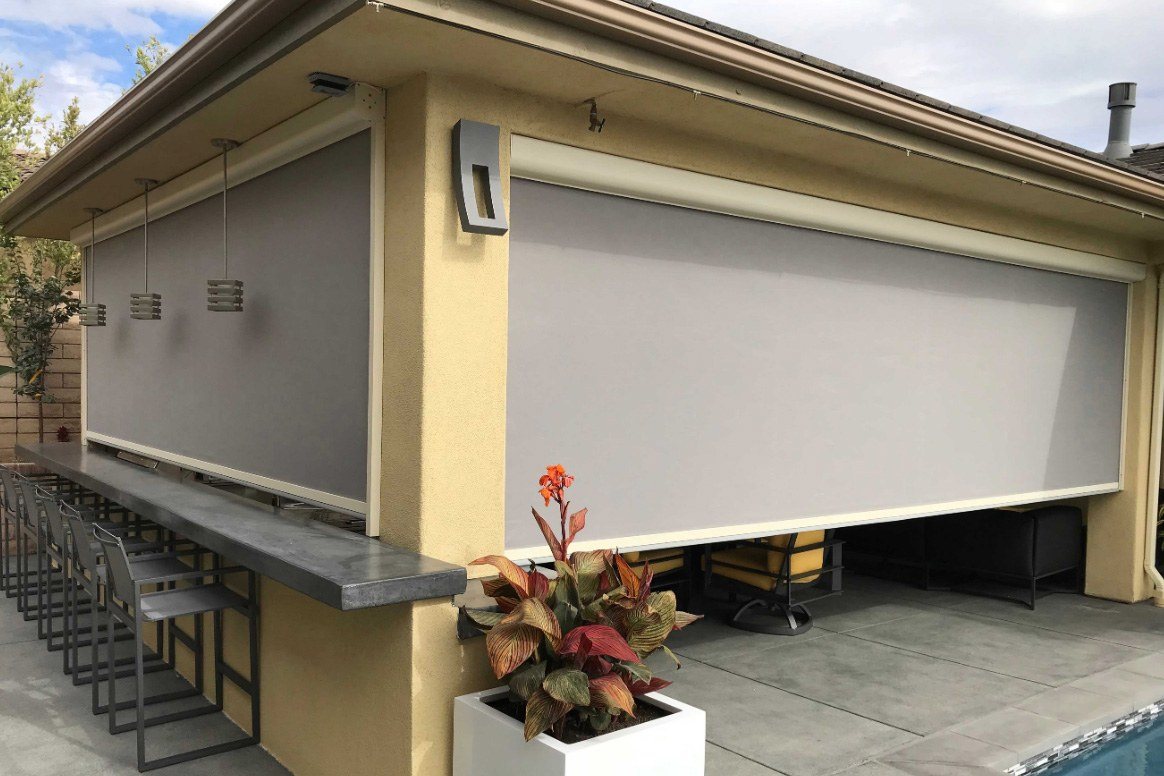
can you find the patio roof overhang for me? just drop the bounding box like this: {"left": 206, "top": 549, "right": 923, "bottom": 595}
{"left": 4, "top": 0, "right": 1164, "bottom": 252}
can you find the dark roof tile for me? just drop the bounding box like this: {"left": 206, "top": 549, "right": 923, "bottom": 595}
{"left": 1127, "top": 145, "right": 1164, "bottom": 175}
{"left": 621, "top": 0, "right": 1164, "bottom": 184}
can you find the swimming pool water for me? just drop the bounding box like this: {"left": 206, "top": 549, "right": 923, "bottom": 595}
{"left": 1043, "top": 713, "right": 1164, "bottom": 775}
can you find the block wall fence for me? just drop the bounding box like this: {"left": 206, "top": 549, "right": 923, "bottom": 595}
{"left": 0, "top": 320, "right": 82, "bottom": 462}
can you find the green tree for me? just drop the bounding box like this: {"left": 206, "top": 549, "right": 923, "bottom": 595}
{"left": 0, "top": 65, "right": 82, "bottom": 441}
{"left": 0, "top": 65, "right": 43, "bottom": 198}
{"left": 129, "top": 36, "right": 170, "bottom": 85}
{"left": 43, "top": 97, "right": 82, "bottom": 157}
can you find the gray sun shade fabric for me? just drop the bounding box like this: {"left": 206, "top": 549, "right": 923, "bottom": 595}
{"left": 505, "top": 179, "right": 1128, "bottom": 554}
{"left": 85, "top": 131, "right": 370, "bottom": 508}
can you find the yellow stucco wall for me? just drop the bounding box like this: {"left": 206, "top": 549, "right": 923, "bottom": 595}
{"left": 161, "top": 53, "right": 1161, "bottom": 776}
{"left": 359, "top": 70, "right": 1160, "bottom": 776}
{"left": 1087, "top": 277, "right": 1157, "bottom": 602}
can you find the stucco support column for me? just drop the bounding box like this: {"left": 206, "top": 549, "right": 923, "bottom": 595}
{"left": 1086, "top": 272, "right": 1157, "bottom": 602}
{"left": 379, "top": 72, "right": 507, "bottom": 776}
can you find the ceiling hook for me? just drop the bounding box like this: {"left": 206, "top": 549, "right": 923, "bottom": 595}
{"left": 585, "top": 99, "right": 606, "bottom": 133}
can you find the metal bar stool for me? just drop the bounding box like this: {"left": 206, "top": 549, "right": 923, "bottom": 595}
{"left": 20, "top": 479, "right": 155, "bottom": 652}
{"left": 2, "top": 466, "right": 93, "bottom": 606}
{"left": 64, "top": 508, "right": 206, "bottom": 719}
{"left": 95, "top": 527, "right": 260, "bottom": 772}
{"left": 13, "top": 472, "right": 65, "bottom": 627}
{"left": 43, "top": 494, "right": 172, "bottom": 684}
{"left": 0, "top": 466, "right": 17, "bottom": 596}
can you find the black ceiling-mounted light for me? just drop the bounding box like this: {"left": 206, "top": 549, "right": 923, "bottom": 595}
{"left": 307, "top": 71, "right": 352, "bottom": 96}
{"left": 130, "top": 178, "right": 161, "bottom": 320}
{"left": 78, "top": 208, "right": 106, "bottom": 327}
{"left": 208, "top": 138, "right": 243, "bottom": 312}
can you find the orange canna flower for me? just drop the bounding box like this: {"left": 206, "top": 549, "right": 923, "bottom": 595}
{"left": 537, "top": 465, "right": 574, "bottom": 506}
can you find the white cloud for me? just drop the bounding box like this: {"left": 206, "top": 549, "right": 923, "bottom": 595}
{"left": 0, "top": 0, "right": 228, "bottom": 37}
{"left": 0, "top": 1, "right": 230, "bottom": 145}
{"left": 42, "top": 50, "right": 122, "bottom": 126}
{"left": 666, "top": 0, "right": 1164, "bottom": 149}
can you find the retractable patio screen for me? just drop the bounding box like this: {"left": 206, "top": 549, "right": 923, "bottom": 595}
{"left": 85, "top": 132, "right": 370, "bottom": 509}
{"left": 504, "top": 178, "right": 1128, "bottom": 556}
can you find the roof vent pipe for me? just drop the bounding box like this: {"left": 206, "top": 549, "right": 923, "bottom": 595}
{"left": 1104, "top": 82, "right": 1137, "bottom": 160}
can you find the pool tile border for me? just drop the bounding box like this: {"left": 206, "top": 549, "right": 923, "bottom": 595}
{"left": 1006, "top": 698, "right": 1163, "bottom": 775}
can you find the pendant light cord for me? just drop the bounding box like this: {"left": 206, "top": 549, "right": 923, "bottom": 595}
{"left": 142, "top": 184, "right": 150, "bottom": 291}
{"left": 89, "top": 214, "right": 95, "bottom": 301}
{"left": 222, "top": 146, "right": 229, "bottom": 277}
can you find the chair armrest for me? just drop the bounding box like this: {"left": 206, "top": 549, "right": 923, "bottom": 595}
{"left": 133, "top": 565, "right": 249, "bottom": 586}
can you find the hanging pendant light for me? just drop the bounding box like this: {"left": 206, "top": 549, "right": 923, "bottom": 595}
{"left": 207, "top": 138, "right": 242, "bottom": 312}
{"left": 130, "top": 178, "right": 161, "bottom": 320}
{"left": 78, "top": 208, "right": 106, "bottom": 327}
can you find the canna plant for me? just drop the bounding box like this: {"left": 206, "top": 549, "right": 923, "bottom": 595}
{"left": 464, "top": 465, "right": 701, "bottom": 742}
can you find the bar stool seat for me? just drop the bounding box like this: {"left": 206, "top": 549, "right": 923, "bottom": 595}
{"left": 139, "top": 585, "right": 248, "bottom": 622}
{"left": 87, "top": 536, "right": 159, "bottom": 556}
{"left": 94, "top": 556, "right": 195, "bottom": 585}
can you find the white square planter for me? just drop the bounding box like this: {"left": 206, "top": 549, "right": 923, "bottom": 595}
{"left": 453, "top": 687, "right": 706, "bottom": 776}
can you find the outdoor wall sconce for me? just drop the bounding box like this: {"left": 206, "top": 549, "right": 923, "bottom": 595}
{"left": 130, "top": 178, "right": 161, "bottom": 320}
{"left": 452, "top": 119, "right": 508, "bottom": 236}
{"left": 207, "top": 138, "right": 243, "bottom": 312}
{"left": 78, "top": 208, "right": 106, "bottom": 327}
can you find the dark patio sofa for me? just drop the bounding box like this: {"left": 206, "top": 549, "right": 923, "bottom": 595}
{"left": 840, "top": 505, "right": 1083, "bottom": 609}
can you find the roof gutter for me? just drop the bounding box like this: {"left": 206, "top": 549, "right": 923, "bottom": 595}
{"left": 0, "top": 0, "right": 363, "bottom": 233}
{"left": 497, "top": 0, "right": 1164, "bottom": 209}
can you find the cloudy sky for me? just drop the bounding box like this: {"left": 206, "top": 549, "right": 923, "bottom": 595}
{"left": 0, "top": 0, "right": 1160, "bottom": 152}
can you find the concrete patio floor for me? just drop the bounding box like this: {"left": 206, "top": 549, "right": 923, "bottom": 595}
{"left": 0, "top": 595, "right": 289, "bottom": 776}
{"left": 655, "top": 572, "right": 1164, "bottom": 776}
{"left": 1, "top": 571, "right": 1162, "bottom": 775}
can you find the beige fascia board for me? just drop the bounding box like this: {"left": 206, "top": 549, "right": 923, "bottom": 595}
{"left": 0, "top": 0, "right": 364, "bottom": 234}
{"left": 68, "top": 86, "right": 383, "bottom": 246}
{"left": 494, "top": 0, "right": 1164, "bottom": 210}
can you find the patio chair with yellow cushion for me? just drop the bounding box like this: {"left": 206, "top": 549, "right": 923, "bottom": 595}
{"left": 704, "top": 530, "right": 842, "bottom": 636}
{"left": 621, "top": 547, "right": 693, "bottom": 604}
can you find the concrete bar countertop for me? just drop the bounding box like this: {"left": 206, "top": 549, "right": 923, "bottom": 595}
{"left": 16, "top": 442, "right": 466, "bottom": 610}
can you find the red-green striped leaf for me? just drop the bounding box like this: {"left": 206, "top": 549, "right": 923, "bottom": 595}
{"left": 503, "top": 598, "right": 561, "bottom": 648}
{"left": 508, "top": 661, "right": 547, "bottom": 701}
{"left": 559, "top": 624, "right": 639, "bottom": 663}
{"left": 588, "top": 673, "right": 635, "bottom": 717}
{"left": 543, "top": 668, "right": 591, "bottom": 706}
{"left": 565, "top": 508, "right": 587, "bottom": 549}
{"left": 524, "top": 689, "right": 573, "bottom": 741}
{"left": 462, "top": 607, "right": 504, "bottom": 629}
{"left": 484, "top": 621, "right": 540, "bottom": 678}
{"left": 470, "top": 555, "right": 530, "bottom": 598}
{"left": 532, "top": 508, "right": 565, "bottom": 561}
{"left": 627, "top": 676, "right": 672, "bottom": 696}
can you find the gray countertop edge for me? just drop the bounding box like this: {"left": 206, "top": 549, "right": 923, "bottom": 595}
{"left": 16, "top": 443, "right": 467, "bottom": 611}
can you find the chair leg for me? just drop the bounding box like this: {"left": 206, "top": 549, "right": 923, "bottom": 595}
{"left": 36, "top": 539, "right": 47, "bottom": 637}
{"left": 0, "top": 514, "right": 8, "bottom": 594}
{"left": 728, "top": 596, "right": 815, "bottom": 636}
{"left": 91, "top": 588, "right": 101, "bottom": 714}
{"left": 136, "top": 606, "right": 147, "bottom": 772}
{"left": 214, "top": 609, "right": 224, "bottom": 712}
{"left": 248, "top": 572, "right": 260, "bottom": 741}
{"left": 61, "top": 564, "right": 72, "bottom": 674}
{"left": 46, "top": 556, "right": 62, "bottom": 652}
{"left": 107, "top": 601, "right": 118, "bottom": 734}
